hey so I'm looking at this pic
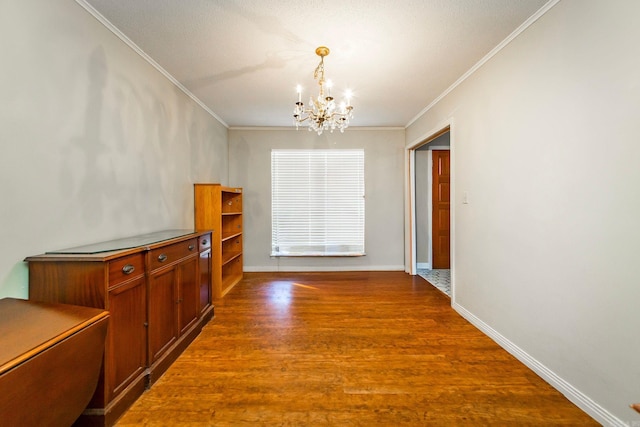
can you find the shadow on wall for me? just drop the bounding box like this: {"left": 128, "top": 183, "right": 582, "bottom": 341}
{"left": 58, "top": 46, "right": 182, "bottom": 231}
{"left": 60, "top": 46, "right": 115, "bottom": 228}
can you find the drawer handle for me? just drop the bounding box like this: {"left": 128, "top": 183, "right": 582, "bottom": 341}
{"left": 202, "top": 239, "right": 208, "bottom": 245}
{"left": 188, "top": 244, "right": 195, "bottom": 251}
{"left": 122, "top": 264, "right": 135, "bottom": 275}
{"left": 158, "top": 254, "right": 168, "bottom": 263}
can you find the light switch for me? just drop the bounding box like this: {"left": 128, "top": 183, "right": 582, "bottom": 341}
{"left": 463, "top": 191, "right": 469, "bottom": 204}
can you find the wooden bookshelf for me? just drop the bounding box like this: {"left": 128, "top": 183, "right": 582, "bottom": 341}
{"left": 194, "top": 184, "right": 243, "bottom": 298}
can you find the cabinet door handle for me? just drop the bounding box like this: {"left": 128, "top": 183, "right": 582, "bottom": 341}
{"left": 122, "top": 264, "right": 135, "bottom": 275}
{"left": 188, "top": 244, "right": 195, "bottom": 251}
{"left": 158, "top": 254, "right": 168, "bottom": 263}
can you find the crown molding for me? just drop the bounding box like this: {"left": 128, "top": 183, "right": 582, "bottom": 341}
{"left": 405, "top": 0, "right": 561, "bottom": 128}
{"left": 75, "top": 0, "right": 559, "bottom": 132}
{"left": 228, "top": 126, "right": 405, "bottom": 132}
{"left": 75, "top": 0, "right": 229, "bottom": 128}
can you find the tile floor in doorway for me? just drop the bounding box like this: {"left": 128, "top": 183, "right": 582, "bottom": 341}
{"left": 417, "top": 268, "right": 451, "bottom": 297}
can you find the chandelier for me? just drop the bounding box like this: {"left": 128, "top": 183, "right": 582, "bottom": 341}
{"left": 293, "top": 46, "right": 354, "bottom": 135}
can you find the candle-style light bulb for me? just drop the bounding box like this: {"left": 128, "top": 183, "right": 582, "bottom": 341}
{"left": 296, "top": 85, "right": 302, "bottom": 102}
{"left": 345, "top": 89, "right": 352, "bottom": 106}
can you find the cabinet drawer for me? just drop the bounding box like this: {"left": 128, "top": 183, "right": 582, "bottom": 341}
{"left": 199, "top": 234, "right": 211, "bottom": 251}
{"left": 149, "top": 238, "right": 198, "bottom": 271}
{"left": 108, "top": 253, "right": 144, "bottom": 288}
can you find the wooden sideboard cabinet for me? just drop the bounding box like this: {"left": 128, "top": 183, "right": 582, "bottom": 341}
{"left": 25, "top": 229, "right": 213, "bottom": 427}
{"left": 194, "top": 184, "right": 243, "bottom": 298}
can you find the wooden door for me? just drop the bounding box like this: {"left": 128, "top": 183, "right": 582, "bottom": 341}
{"left": 148, "top": 268, "right": 178, "bottom": 363}
{"left": 106, "top": 277, "right": 147, "bottom": 402}
{"left": 432, "top": 150, "right": 450, "bottom": 269}
{"left": 177, "top": 256, "right": 199, "bottom": 335}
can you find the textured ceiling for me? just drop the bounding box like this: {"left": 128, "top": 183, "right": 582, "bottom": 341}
{"left": 80, "top": 0, "right": 551, "bottom": 128}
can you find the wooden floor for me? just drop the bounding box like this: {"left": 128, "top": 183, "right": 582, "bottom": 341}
{"left": 116, "top": 272, "right": 597, "bottom": 426}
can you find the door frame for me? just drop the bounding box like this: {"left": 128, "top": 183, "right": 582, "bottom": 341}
{"left": 405, "top": 119, "right": 455, "bottom": 298}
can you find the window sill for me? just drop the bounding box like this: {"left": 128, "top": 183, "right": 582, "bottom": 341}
{"left": 270, "top": 252, "right": 366, "bottom": 257}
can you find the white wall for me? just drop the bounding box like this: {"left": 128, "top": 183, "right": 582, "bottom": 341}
{"left": 406, "top": 0, "right": 640, "bottom": 424}
{"left": 229, "top": 128, "right": 405, "bottom": 271}
{"left": 0, "top": 0, "right": 228, "bottom": 298}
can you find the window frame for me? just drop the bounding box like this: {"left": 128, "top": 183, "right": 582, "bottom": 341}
{"left": 271, "top": 149, "right": 365, "bottom": 257}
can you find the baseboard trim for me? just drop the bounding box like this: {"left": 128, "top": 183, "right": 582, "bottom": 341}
{"left": 244, "top": 265, "right": 405, "bottom": 272}
{"left": 416, "top": 262, "right": 431, "bottom": 269}
{"left": 452, "top": 302, "right": 625, "bottom": 427}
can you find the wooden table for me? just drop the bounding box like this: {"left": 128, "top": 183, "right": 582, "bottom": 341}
{"left": 0, "top": 298, "right": 108, "bottom": 427}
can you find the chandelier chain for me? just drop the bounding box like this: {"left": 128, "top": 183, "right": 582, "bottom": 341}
{"left": 313, "top": 56, "right": 326, "bottom": 87}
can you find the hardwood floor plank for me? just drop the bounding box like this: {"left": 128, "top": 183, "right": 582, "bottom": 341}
{"left": 116, "top": 272, "right": 597, "bottom": 426}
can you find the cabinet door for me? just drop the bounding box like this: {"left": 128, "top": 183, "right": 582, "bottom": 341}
{"left": 148, "top": 267, "right": 178, "bottom": 363}
{"left": 106, "top": 277, "right": 147, "bottom": 402}
{"left": 178, "top": 256, "right": 199, "bottom": 335}
{"left": 199, "top": 248, "right": 212, "bottom": 315}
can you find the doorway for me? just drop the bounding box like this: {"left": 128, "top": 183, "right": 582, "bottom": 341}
{"left": 409, "top": 126, "right": 452, "bottom": 297}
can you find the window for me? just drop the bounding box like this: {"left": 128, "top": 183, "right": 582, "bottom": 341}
{"left": 271, "top": 149, "right": 365, "bottom": 256}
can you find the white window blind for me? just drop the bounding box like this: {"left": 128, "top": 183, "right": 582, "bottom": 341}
{"left": 271, "top": 149, "right": 365, "bottom": 256}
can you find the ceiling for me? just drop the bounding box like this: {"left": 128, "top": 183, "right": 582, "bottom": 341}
{"left": 81, "top": 0, "right": 551, "bottom": 128}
